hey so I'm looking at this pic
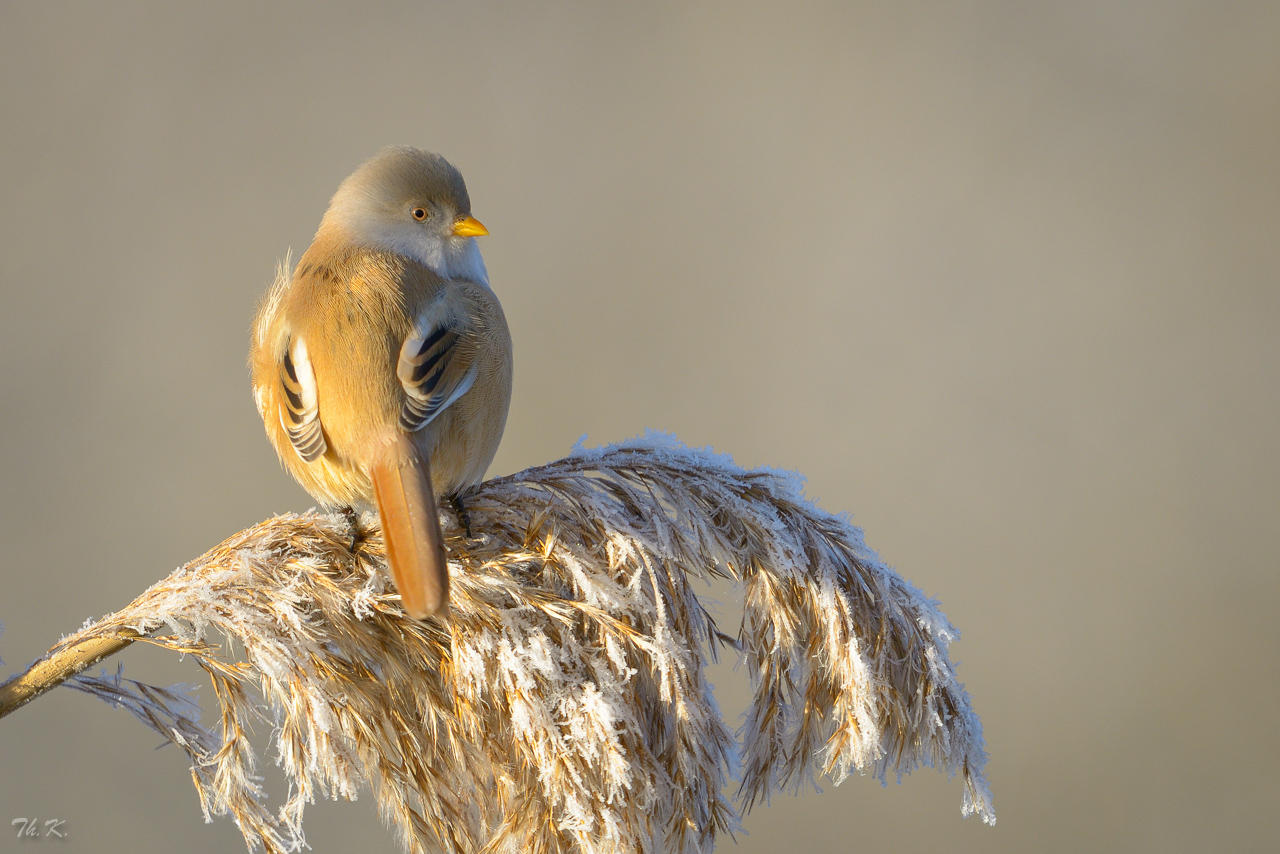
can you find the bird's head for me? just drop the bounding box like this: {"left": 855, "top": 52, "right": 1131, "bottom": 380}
{"left": 320, "top": 147, "right": 490, "bottom": 286}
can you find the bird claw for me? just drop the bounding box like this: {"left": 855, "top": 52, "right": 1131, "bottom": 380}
{"left": 450, "top": 495, "right": 474, "bottom": 539}
{"left": 338, "top": 506, "right": 363, "bottom": 553}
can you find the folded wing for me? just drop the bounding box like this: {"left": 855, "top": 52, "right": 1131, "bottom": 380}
{"left": 279, "top": 336, "right": 326, "bottom": 462}
{"left": 397, "top": 294, "right": 480, "bottom": 433}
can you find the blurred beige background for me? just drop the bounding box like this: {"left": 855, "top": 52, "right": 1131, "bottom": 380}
{"left": 2, "top": 2, "right": 1277, "bottom": 852}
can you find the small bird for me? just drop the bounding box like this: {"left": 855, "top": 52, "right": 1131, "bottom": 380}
{"left": 250, "top": 147, "right": 513, "bottom": 618}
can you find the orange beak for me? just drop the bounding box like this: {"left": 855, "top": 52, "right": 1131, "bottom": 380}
{"left": 452, "top": 215, "right": 489, "bottom": 237}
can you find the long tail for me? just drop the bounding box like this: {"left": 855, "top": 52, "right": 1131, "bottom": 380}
{"left": 370, "top": 435, "right": 449, "bottom": 619}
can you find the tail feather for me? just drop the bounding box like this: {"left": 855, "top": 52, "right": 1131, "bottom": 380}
{"left": 370, "top": 436, "right": 449, "bottom": 619}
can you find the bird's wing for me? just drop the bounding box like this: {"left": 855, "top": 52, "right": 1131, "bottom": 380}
{"left": 279, "top": 336, "right": 327, "bottom": 462}
{"left": 396, "top": 292, "right": 480, "bottom": 432}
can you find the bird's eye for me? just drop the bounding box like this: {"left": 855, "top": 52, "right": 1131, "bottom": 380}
{"left": 411, "top": 207, "right": 429, "bottom": 221}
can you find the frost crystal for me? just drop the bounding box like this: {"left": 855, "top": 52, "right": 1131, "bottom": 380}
{"left": 50, "top": 435, "right": 993, "bottom": 853}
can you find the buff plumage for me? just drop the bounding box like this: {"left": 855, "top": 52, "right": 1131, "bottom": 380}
{"left": 250, "top": 148, "right": 512, "bottom": 618}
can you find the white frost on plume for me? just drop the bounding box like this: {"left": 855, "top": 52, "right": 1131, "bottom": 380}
{"left": 51, "top": 432, "right": 994, "bottom": 854}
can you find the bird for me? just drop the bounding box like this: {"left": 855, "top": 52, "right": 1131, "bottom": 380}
{"left": 250, "top": 147, "right": 513, "bottom": 619}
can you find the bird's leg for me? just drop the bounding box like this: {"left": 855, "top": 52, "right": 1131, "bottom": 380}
{"left": 338, "top": 506, "right": 363, "bottom": 553}
{"left": 450, "top": 494, "right": 475, "bottom": 539}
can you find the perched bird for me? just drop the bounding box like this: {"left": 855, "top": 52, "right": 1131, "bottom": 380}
{"left": 250, "top": 148, "right": 513, "bottom": 618}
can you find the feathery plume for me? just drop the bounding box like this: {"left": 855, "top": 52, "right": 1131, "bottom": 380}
{"left": 1, "top": 434, "right": 994, "bottom": 853}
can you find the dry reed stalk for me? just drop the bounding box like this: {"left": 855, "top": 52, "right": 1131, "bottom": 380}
{"left": 0, "top": 434, "right": 995, "bottom": 853}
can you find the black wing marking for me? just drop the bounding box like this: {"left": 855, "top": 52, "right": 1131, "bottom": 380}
{"left": 397, "top": 295, "right": 479, "bottom": 432}
{"left": 280, "top": 336, "right": 326, "bottom": 462}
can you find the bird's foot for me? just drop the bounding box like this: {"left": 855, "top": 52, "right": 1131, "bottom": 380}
{"left": 450, "top": 494, "right": 475, "bottom": 539}
{"left": 338, "top": 506, "right": 363, "bottom": 553}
